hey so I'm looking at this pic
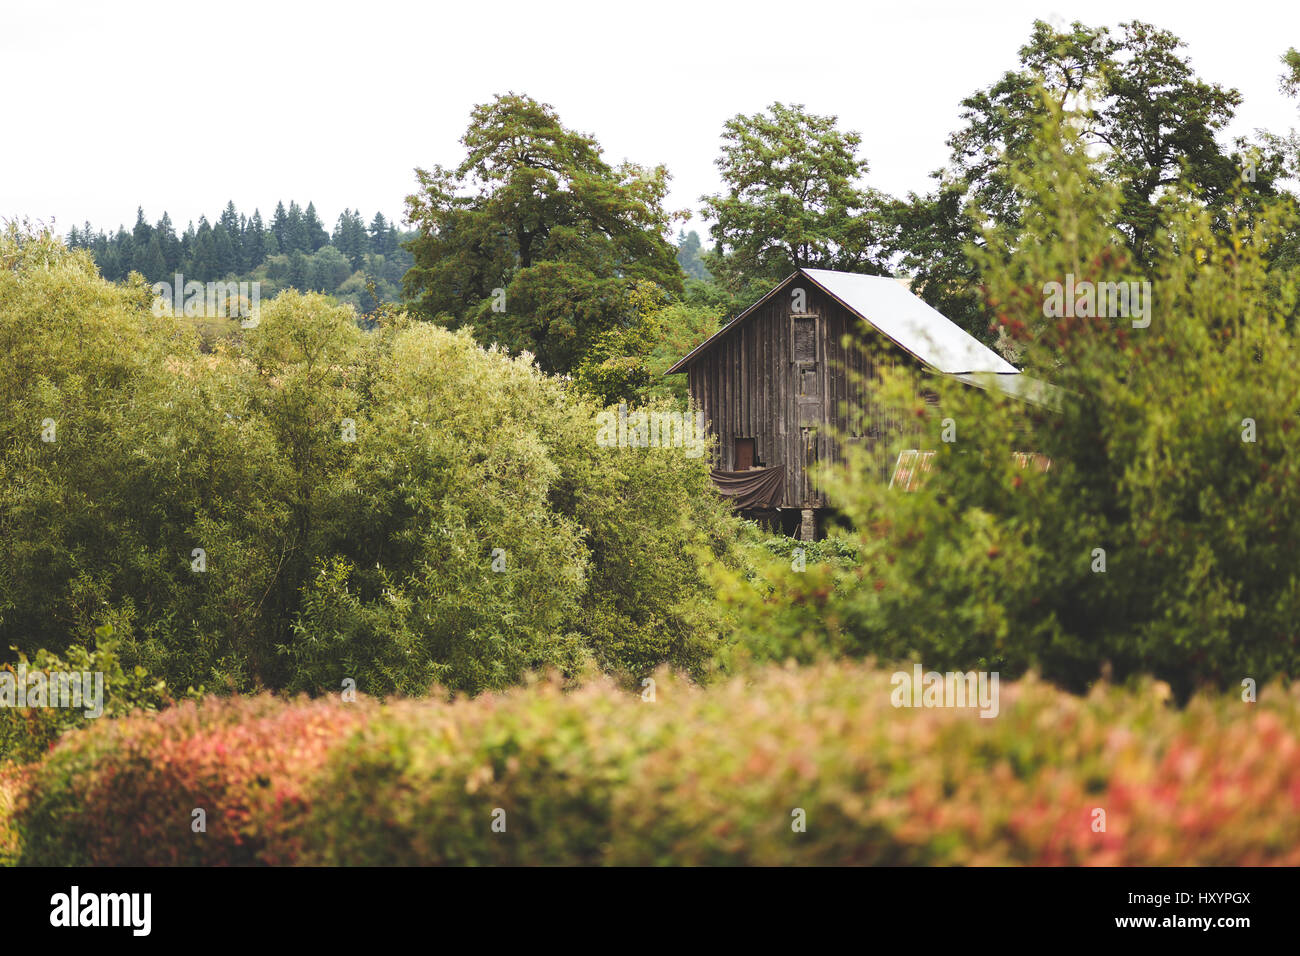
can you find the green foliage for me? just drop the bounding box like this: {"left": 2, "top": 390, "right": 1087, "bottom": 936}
{"left": 890, "top": 18, "right": 1276, "bottom": 342}
{"left": 66, "top": 200, "right": 414, "bottom": 316}
{"left": 570, "top": 282, "right": 723, "bottom": 407}
{"left": 0, "top": 227, "right": 746, "bottom": 701}
{"left": 569, "top": 283, "right": 666, "bottom": 407}
{"left": 403, "top": 94, "right": 684, "bottom": 373}
{"left": 0, "top": 626, "right": 170, "bottom": 765}
{"left": 750, "top": 530, "right": 857, "bottom": 569}
{"left": 641, "top": 302, "right": 725, "bottom": 404}
{"left": 9, "top": 694, "right": 370, "bottom": 865}
{"left": 570, "top": 333, "right": 654, "bottom": 408}
{"left": 721, "top": 101, "right": 1300, "bottom": 699}
{"left": 11, "top": 663, "right": 1300, "bottom": 865}
{"left": 701, "top": 102, "right": 891, "bottom": 291}
{"left": 675, "top": 229, "right": 710, "bottom": 281}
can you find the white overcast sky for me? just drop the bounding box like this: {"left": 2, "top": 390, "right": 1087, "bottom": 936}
{"left": 3, "top": 0, "right": 1298, "bottom": 240}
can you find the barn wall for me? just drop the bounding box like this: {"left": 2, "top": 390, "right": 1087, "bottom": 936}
{"left": 684, "top": 275, "right": 915, "bottom": 510}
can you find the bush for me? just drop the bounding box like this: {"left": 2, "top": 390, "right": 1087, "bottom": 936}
{"left": 9, "top": 662, "right": 1300, "bottom": 865}
{"left": 12, "top": 694, "right": 371, "bottom": 865}
{"left": 0, "top": 626, "right": 170, "bottom": 764}
{"left": 0, "top": 225, "right": 747, "bottom": 700}
{"left": 0, "top": 764, "right": 24, "bottom": 866}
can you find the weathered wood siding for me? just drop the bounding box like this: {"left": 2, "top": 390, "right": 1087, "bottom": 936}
{"left": 685, "top": 276, "right": 913, "bottom": 509}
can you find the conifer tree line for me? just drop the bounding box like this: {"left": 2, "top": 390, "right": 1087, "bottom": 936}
{"left": 65, "top": 201, "right": 414, "bottom": 311}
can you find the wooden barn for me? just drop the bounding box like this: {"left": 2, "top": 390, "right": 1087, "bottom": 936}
{"left": 665, "top": 268, "right": 1031, "bottom": 539}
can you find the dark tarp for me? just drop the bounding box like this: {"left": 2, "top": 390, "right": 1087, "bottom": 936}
{"left": 710, "top": 467, "right": 785, "bottom": 510}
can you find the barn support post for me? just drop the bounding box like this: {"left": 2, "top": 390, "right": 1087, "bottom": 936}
{"left": 799, "top": 508, "right": 816, "bottom": 542}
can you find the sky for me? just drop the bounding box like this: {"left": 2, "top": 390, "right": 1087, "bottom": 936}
{"left": 3, "top": 0, "right": 1299, "bottom": 241}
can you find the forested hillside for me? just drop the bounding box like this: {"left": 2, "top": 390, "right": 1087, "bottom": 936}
{"left": 66, "top": 201, "right": 414, "bottom": 313}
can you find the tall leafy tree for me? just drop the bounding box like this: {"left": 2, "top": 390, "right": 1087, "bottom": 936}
{"left": 890, "top": 19, "right": 1256, "bottom": 340}
{"left": 700, "top": 102, "right": 891, "bottom": 298}
{"left": 404, "top": 93, "right": 683, "bottom": 373}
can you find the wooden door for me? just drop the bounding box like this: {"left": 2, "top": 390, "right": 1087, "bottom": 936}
{"left": 735, "top": 438, "right": 755, "bottom": 471}
{"left": 793, "top": 315, "right": 822, "bottom": 426}
{"left": 792, "top": 314, "right": 823, "bottom": 504}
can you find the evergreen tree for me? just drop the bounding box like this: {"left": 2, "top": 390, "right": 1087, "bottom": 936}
{"left": 131, "top": 207, "right": 153, "bottom": 247}
{"left": 132, "top": 236, "right": 167, "bottom": 282}
{"left": 286, "top": 249, "right": 310, "bottom": 289}
{"left": 113, "top": 227, "right": 134, "bottom": 282}
{"left": 272, "top": 201, "right": 289, "bottom": 253}
{"left": 68, "top": 201, "right": 412, "bottom": 316}
{"left": 369, "top": 212, "right": 393, "bottom": 255}
{"left": 675, "top": 229, "right": 710, "bottom": 280}
{"left": 155, "top": 212, "right": 181, "bottom": 273}
{"left": 212, "top": 223, "right": 236, "bottom": 277}
{"left": 180, "top": 223, "right": 196, "bottom": 274}
{"left": 219, "top": 201, "right": 240, "bottom": 235}
{"left": 304, "top": 202, "right": 329, "bottom": 251}
{"left": 191, "top": 219, "right": 215, "bottom": 282}
{"left": 286, "top": 202, "right": 308, "bottom": 254}
{"left": 246, "top": 210, "right": 267, "bottom": 269}
{"left": 334, "top": 208, "right": 368, "bottom": 268}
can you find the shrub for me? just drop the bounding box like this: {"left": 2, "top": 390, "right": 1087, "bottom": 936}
{"left": 13, "top": 694, "right": 371, "bottom": 865}
{"left": 0, "top": 626, "right": 170, "bottom": 764}
{"left": 0, "top": 225, "right": 748, "bottom": 699}
{"left": 10, "top": 662, "right": 1300, "bottom": 865}
{"left": 0, "top": 763, "right": 25, "bottom": 866}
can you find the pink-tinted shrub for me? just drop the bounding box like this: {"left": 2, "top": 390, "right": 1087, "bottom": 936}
{"left": 9, "top": 664, "right": 1300, "bottom": 865}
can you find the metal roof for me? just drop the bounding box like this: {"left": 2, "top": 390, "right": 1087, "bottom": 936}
{"left": 950, "top": 371, "right": 1065, "bottom": 409}
{"left": 799, "top": 269, "right": 1019, "bottom": 375}
{"left": 666, "top": 268, "right": 1020, "bottom": 376}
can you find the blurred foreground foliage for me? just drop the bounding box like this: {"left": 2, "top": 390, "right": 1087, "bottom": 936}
{"left": 7, "top": 661, "right": 1300, "bottom": 865}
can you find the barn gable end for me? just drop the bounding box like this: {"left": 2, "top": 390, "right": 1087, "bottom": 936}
{"left": 666, "top": 268, "right": 1038, "bottom": 532}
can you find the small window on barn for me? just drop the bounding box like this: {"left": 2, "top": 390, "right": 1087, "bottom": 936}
{"left": 793, "top": 316, "right": 817, "bottom": 364}
{"left": 735, "top": 438, "right": 755, "bottom": 471}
